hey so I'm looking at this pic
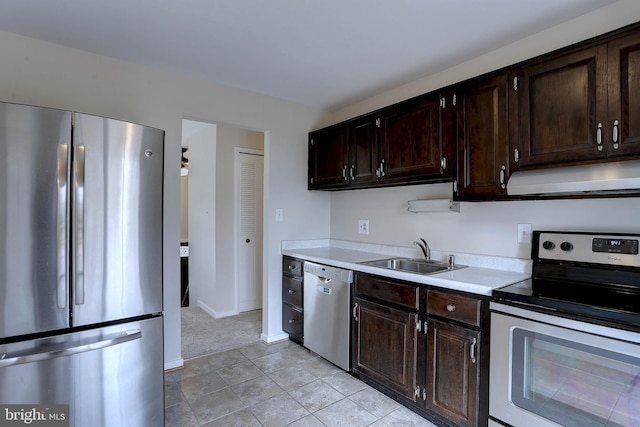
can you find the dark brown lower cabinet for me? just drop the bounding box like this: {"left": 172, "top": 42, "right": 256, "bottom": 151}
{"left": 352, "top": 274, "right": 488, "bottom": 427}
{"left": 423, "top": 319, "right": 481, "bottom": 427}
{"left": 352, "top": 297, "right": 417, "bottom": 401}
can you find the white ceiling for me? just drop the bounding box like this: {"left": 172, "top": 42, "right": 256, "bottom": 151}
{"left": 0, "top": 0, "right": 619, "bottom": 110}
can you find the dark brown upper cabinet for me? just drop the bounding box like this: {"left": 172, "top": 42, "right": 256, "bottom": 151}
{"left": 455, "top": 74, "right": 510, "bottom": 199}
{"left": 607, "top": 31, "right": 640, "bottom": 158}
{"left": 513, "top": 29, "right": 640, "bottom": 168}
{"left": 308, "top": 94, "right": 454, "bottom": 190}
{"left": 347, "top": 114, "right": 379, "bottom": 187}
{"left": 308, "top": 124, "right": 349, "bottom": 189}
{"left": 378, "top": 95, "right": 454, "bottom": 185}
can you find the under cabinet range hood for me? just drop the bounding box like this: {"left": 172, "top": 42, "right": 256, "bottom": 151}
{"left": 507, "top": 159, "right": 640, "bottom": 196}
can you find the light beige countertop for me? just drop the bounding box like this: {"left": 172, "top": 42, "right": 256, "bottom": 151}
{"left": 281, "top": 239, "right": 531, "bottom": 296}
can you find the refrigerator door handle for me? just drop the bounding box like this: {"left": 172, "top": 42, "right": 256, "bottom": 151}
{"left": 73, "top": 145, "right": 86, "bottom": 305}
{"left": 57, "top": 144, "right": 69, "bottom": 309}
{"left": 0, "top": 330, "right": 142, "bottom": 368}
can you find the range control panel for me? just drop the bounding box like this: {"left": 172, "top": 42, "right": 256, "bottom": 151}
{"left": 534, "top": 231, "right": 640, "bottom": 267}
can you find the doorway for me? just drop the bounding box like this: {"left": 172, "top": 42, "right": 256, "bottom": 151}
{"left": 180, "top": 119, "right": 265, "bottom": 359}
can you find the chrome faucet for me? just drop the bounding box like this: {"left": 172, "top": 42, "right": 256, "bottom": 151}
{"left": 413, "top": 238, "right": 430, "bottom": 261}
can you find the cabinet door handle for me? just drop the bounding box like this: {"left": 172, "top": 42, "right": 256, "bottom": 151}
{"left": 288, "top": 289, "right": 295, "bottom": 294}
{"left": 288, "top": 265, "right": 295, "bottom": 270}
{"left": 342, "top": 165, "right": 348, "bottom": 181}
{"left": 613, "top": 120, "right": 620, "bottom": 149}
{"left": 470, "top": 337, "right": 477, "bottom": 364}
{"left": 446, "top": 303, "right": 456, "bottom": 312}
{"left": 440, "top": 157, "right": 447, "bottom": 171}
{"left": 597, "top": 122, "right": 603, "bottom": 151}
{"left": 353, "top": 303, "right": 359, "bottom": 321}
{"left": 499, "top": 165, "right": 506, "bottom": 189}
{"left": 379, "top": 160, "right": 386, "bottom": 177}
{"left": 414, "top": 386, "right": 421, "bottom": 398}
{"left": 514, "top": 148, "right": 520, "bottom": 163}
{"left": 350, "top": 165, "right": 355, "bottom": 180}
{"left": 416, "top": 314, "right": 421, "bottom": 332}
{"left": 423, "top": 388, "right": 428, "bottom": 401}
{"left": 289, "top": 319, "right": 295, "bottom": 324}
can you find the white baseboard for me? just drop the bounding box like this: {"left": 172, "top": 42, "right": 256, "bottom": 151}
{"left": 164, "top": 358, "right": 184, "bottom": 371}
{"left": 261, "top": 332, "right": 289, "bottom": 344}
{"left": 197, "top": 300, "right": 238, "bottom": 319}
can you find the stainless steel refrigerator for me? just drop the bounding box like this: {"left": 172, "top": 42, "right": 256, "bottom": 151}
{"left": 0, "top": 102, "right": 165, "bottom": 426}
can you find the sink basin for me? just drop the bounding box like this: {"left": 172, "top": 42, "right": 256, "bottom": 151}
{"left": 359, "top": 258, "right": 464, "bottom": 275}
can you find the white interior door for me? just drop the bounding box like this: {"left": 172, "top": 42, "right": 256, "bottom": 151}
{"left": 236, "top": 149, "right": 264, "bottom": 312}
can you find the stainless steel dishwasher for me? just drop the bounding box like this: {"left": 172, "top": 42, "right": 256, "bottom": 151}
{"left": 303, "top": 261, "right": 353, "bottom": 371}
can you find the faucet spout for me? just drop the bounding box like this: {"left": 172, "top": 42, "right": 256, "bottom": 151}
{"left": 413, "top": 238, "right": 430, "bottom": 261}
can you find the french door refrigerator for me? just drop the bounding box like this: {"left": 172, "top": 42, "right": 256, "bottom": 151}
{"left": 0, "top": 101, "right": 165, "bottom": 427}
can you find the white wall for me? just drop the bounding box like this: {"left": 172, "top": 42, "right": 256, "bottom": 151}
{"left": 331, "top": 184, "right": 640, "bottom": 259}
{"left": 180, "top": 176, "right": 189, "bottom": 241}
{"left": 327, "top": 1, "right": 640, "bottom": 258}
{"left": 0, "top": 30, "right": 331, "bottom": 369}
{"left": 186, "top": 125, "right": 217, "bottom": 311}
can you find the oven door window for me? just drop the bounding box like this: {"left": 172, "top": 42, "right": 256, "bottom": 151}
{"left": 511, "top": 328, "right": 640, "bottom": 427}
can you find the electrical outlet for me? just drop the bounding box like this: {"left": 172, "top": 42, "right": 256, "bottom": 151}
{"left": 358, "top": 219, "right": 369, "bottom": 235}
{"left": 518, "top": 223, "right": 532, "bottom": 243}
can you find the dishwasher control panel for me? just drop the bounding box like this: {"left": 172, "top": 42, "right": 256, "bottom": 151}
{"left": 303, "top": 261, "right": 353, "bottom": 283}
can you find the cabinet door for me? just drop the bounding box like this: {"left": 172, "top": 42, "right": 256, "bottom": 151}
{"left": 379, "top": 97, "right": 446, "bottom": 183}
{"left": 352, "top": 297, "right": 417, "bottom": 400}
{"left": 456, "top": 74, "right": 509, "bottom": 198}
{"left": 308, "top": 126, "right": 348, "bottom": 189}
{"left": 348, "top": 115, "right": 379, "bottom": 186}
{"left": 607, "top": 31, "right": 640, "bottom": 157}
{"left": 515, "top": 45, "right": 608, "bottom": 167}
{"left": 426, "top": 319, "right": 480, "bottom": 427}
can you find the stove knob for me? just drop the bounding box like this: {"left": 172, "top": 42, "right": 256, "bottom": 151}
{"left": 560, "top": 241, "right": 574, "bottom": 252}
{"left": 542, "top": 241, "right": 555, "bottom": 250}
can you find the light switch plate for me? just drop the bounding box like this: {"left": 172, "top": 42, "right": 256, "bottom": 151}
{"left": 275, "top": 209, "right": 283, "bottom": 222}
{"left": 518, "top": 223, "right": 532, "bottom": 243}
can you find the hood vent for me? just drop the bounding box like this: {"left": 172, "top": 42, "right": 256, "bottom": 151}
{"left": 507, "top": 160, "right": 640, "bottom": 196}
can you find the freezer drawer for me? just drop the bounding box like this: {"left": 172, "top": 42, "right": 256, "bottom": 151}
{"left": 0, "top": 316, "right": 164, "bottom": 427}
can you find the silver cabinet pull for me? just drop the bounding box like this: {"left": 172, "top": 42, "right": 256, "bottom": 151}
{"left": 0, "top": 330, "right": 141, "bottom": 368}
{"left": 379, "top": 160, "right": 386, "bottom": 177}
{"left": 470, "top": 337, "right": 477, "bottom": 364}
{"left": 597, "top": 123, "right": 603, "bottom": 151}
{"left": 350, "top": 165, "right": 355, "bottom": 180}
{"left": 440, "top": 157, "right": 447, "bottom": 171}
{"left": 288, "top": 289, "right": 295, "bottom": 294}
{"left": 423, "top": 388, "right": 428, "bottom": 401}
{"left": 288, "top": 319, "right": 295, "bottom": 324}
{"left": 514, "top": 148, "right": 520, "bottom": 163}
{"left": 613, "top": 119, "right": 620, "bottom": 149}
{"left": 353, "top": 303, "right": 358, "bottom": 321}
{"left": 414, "top": 386, "right": 421, "bottom": 398}
{"left": 342, "top": 165, "right": 348, "bottom": 181}
{"left": 446, "top": 303, "right": 456, "bottom": 312}
{"left": 56, "top": 144, "right": 69, "bottom": 309}
{"left": 416, "top": 314, "right": 421, "bottom": 332}
{"left": 73, "top": 145, "right": 86, "bottom": 306}
{"left": 499, "top": 165, "right": 506, "bottom": 189}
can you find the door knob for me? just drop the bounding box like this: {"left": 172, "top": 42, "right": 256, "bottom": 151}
{"left": 245, "top": 238, "right": 250, "bottom": 243}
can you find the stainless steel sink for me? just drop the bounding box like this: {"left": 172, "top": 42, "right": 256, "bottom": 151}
{"left": 359, "top": 257, "right": 465, "bottom": 275}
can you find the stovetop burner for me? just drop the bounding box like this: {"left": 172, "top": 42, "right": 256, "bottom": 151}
{"left": 493, "top": 230, "right": 640, "bottom": 330}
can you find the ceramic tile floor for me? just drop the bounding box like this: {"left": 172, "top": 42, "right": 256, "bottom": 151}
{"left": 165, "top": 339, "right": 438, "bottom": 427}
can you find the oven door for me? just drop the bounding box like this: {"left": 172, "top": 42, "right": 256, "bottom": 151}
{"left": 490, "top": 303, "right": 640, "bottom": 427}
